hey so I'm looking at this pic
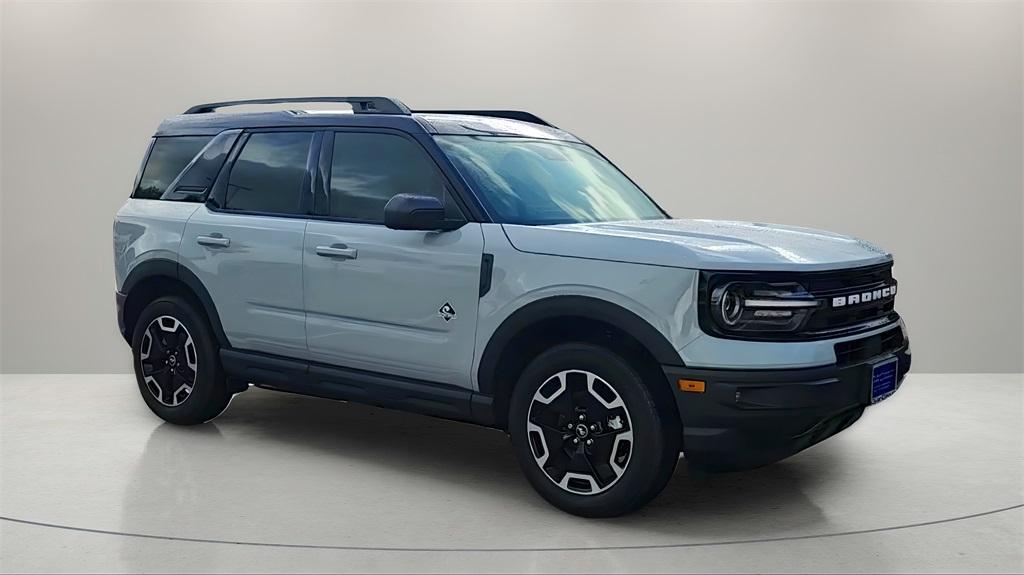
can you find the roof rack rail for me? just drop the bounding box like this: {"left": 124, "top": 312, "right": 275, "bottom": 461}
{"left": 413, "top": 110, "right": 556, "bottom": 128}
{"left": 183, "top": 97, "right": 411, "bottom": 115}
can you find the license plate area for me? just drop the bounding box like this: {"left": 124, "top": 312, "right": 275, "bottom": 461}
{"left": 870, "top": 357, "right": 899, "bottom": 403}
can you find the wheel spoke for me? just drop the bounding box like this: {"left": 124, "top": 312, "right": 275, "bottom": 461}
{"left": 543, "top": 442, "right": 576, "bottom": 481}
{"left": 142, "top": 363, "right": 166, "bottom": 377}
{"left": 150, "top": 325, "right": 172, "bottom": 355}
{"left": 155, "top": 370, "right": 176, "bottom": 399}
{"left": 591, "top": 423, "right": 630, "bottom": 439}
{"left": 529, "top": 418, "right": 568, "bottom": 435}
{"left": 168, "top": 330, "right": 183, "bottom": 351}
{"left": 579, "top": 450, "right": 607, "bottom": 486}
{"left": 175, "top": 364, "right": 196, "bottom": 384}
{"left": 566, "top": 373, "right": 589, "bottom": 412}
{"left": 586, "top": 439, "right": 620, "bottom": 485}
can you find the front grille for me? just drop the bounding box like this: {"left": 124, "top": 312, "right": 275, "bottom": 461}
{"left": 801, "top": 263, "right": 897, "bottom": 336}
{"left": 834, "top": 326, "right": 905, "bottom": 366}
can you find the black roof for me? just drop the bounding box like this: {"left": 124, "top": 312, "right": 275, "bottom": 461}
{"left": 156, "top": 97, "right": 579, "bottom": 142}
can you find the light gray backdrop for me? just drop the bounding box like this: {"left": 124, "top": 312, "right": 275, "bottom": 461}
{"left": 1, "top": 0, "right": 1021, "bottom": 373}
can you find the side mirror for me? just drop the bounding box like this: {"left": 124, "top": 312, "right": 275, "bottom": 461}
{"left": 384, "top": 194, "right": 463, "bottom": 231}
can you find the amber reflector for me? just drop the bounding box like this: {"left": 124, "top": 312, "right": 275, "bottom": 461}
{"left": 678, "top": 379, "right": 706, "bottom": 393}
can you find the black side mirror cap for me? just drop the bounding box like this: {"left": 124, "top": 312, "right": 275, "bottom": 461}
{"left": 384, "top": 194, "right": 464, "bottom": 231}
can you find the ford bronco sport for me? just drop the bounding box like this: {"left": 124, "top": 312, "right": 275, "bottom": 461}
{"left": 114, "top": 97, "right": 911, "bottom": 517}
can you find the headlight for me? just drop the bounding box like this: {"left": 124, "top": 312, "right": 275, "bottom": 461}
{"left": 707, "top": 281, "right": 819, "bottom": 334}
{"left": 719, "top": 287, "right": 744, "bottom": 326}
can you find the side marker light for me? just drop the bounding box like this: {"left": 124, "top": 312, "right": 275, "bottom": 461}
{"left": 678, "top": 379, "right": 706, "bottom": 393}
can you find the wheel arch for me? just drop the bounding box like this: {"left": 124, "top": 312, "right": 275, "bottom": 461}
{"left": 477, "top": 296, "right": 684, "bottom": 429}
{"left": 120, "top": 259, "right": 228, "bottom": 347}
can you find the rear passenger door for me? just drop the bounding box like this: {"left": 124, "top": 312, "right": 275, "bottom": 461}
{"left": 303, "top": 130, "right": 483, "bottom": 388}
{"left": 181, "top": 130, "right": 319, "bottom": 359}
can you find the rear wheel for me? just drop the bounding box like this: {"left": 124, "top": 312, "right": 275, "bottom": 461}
{"left": 509, "top": 342, "right": 680, "bottom": 517}
{"left": 131, "top": 296, "right": 231, "bottom": 425}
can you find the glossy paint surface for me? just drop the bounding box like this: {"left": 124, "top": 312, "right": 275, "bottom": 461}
{"left": 304, "top": 221, "right": 484, "bottom": 387}
{"left": 503, "top": 219, "right": 892, "bottom": 272}
{"left": 473, "top": 224, "right": 697, "bottom": 386}
{"left": 179, "top": 206, "right": 308, "bottom": 358}
{"left": 113, "top": 199, "right": 201, "bottom": 289}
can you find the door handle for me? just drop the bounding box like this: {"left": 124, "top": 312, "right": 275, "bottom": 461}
{"left": 316, "top": 245, "right": 358, "bottom": 260}
{"left": 197, "top": 235, "right": 230, "bottom": 248}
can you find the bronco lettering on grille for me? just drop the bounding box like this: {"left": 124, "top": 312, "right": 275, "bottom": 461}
{"left": 831, "top": 285, "right": 897, "bottom": 308}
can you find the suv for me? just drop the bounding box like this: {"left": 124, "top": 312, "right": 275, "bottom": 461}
{"left": 114, "top": 97, "right": 910, "bottom": 517}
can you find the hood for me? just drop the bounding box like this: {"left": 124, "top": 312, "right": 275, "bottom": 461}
{"left": 501, "top": 219, "right": 892, "bottom": 272}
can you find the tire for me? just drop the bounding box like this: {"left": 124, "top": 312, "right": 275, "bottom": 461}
{"left": 131, "top": 295, "right": 231, "bottom": 425}
{"left": 508, "top": 342, "right": 680, "bottom": 517}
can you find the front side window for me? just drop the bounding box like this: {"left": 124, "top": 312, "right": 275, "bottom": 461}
{"left": 225, "top": 132, "right": 313, "bottom": 215}
{"left": 328, "top": 132, "right": 457, "bottom": 222}
{"left": 435, "top": 136, "right": 666, "bottom": 225}
{"left": 133, "top": 136, "right": 211, "bottom": 199}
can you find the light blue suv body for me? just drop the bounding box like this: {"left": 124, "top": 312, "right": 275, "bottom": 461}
{"left": 114, "top": 97, "right": 910, "bottom": 516}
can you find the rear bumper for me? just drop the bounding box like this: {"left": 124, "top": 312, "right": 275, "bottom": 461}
{"left": 664, "top": 340, "right": 911, "bottom": 472}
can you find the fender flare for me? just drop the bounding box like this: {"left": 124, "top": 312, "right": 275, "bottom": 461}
{"left": 476, "top": 295, "right": 684, "bottom": 396}
{"left": 121, "top": 259, "right": 229, "bottom": 347}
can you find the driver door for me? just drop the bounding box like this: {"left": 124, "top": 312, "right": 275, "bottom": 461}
{"left": 303, "top": 130, "right": 483, "bottom": 389}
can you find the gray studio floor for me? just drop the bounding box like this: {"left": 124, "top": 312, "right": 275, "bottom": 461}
{"left": 0, "top": 373, "right": 1021, "bottom": 574}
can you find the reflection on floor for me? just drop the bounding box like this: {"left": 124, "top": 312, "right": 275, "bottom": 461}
{"left": 0, "top": 373, "right": 1021, "bottom": 573}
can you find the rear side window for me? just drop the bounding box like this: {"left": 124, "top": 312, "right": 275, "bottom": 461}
{"left": 224, "top": 132, "right": 313, "bottom": 215}
{"left": 161, "top": 130, "right": 241, "bottom": 201}
{"left": 133, "top": 136, "right": 211, "bottom": 199}
{"left": 328, "top": 132, "right": 457, "bottom": 222}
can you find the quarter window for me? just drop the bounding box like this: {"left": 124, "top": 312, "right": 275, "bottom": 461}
{"left": 133, "top": 136, "right": 211, "bottom": 199}
{"left": 225, "top": 132, "right": 313, "bottom": 215}
{"left": 328, "top": 132, "right": 457, "bottom": 222}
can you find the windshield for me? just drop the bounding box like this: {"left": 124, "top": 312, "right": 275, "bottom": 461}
{"left": 435, "top": 136, "right": 667, "bottom": 225}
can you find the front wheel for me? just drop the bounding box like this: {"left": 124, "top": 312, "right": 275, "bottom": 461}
{"left": 131, "top": 296, "right": 231, "bottom": 425}
{"left": 508, "top": 343, "right": 680, "bottom": 517}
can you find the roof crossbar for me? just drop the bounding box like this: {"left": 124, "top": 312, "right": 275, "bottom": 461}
{"left": 184, "top": 97, "right": 411, "bottom": 115}
{"left": 413, "top": 110, "right": 556, "bottom": 128}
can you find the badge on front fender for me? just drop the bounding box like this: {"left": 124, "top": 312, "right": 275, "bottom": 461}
{"left": 438, "top": 302, "right": 456, "bottom": 322}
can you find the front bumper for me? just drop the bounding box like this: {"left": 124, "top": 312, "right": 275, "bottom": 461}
{"left": 664, "top": 339, "right": 911, "bottom": 472}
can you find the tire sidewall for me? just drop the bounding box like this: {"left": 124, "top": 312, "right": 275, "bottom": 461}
{"left": 509, "top": 342, "right": 677, "bottom": 517}
{"left": 131, "top": 296, "right": 226, "bottom": 424}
